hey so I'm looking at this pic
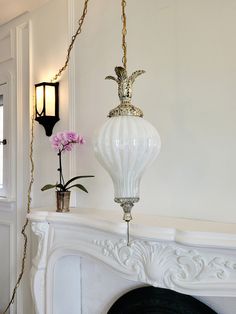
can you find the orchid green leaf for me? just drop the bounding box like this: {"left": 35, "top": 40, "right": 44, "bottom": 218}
{"left": 66, "top": 184, "right": 88, "bottom": 193}
{"left": 41, "top": 184, "right": 57, "bottom": 191}
{"left": 64, "top": 175, "right": 94, "bottom": 188}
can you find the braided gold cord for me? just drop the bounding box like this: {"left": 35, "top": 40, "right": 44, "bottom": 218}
{"left": 121, "top": 0, "right": 127, "bottom": 69}
{"left": 51, "top": 0, "right": 90, "bottom": 82}
{"left": 2, "top": 113, "right": 35, "bottom": 314}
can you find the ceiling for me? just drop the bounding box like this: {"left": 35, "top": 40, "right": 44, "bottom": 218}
{"left": 0, "top": 0, "right": 50, "bottom": 26}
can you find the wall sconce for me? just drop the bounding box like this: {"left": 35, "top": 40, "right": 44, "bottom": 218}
{"left": 35, "top": 82, "right": 59, "bottom": 136}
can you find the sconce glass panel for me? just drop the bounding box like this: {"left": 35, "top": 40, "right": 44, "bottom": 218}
{"left": 36, "top": 85, "right": 44, "bottom": 115}
{"left": 45, "top": 85, "right": 56, "bottom": 116}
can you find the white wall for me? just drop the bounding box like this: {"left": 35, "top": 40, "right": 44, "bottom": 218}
{"left": 31, "top": 0, "right": 236, "bottom": 223}
{"left": 73, "top": 0, "right": 236, "bottom": 223}
{"left": 31, "top": 0, "right": 70, "bottom": 208}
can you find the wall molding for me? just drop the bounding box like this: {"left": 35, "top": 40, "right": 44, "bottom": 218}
{"left": 0, "top": 29, "right": 14, "bottom": 63}
{"left": 0, "top": 220, "right": 15, "bottom": 314}
{"left": 15, "top": 20, "right": 31, "bottom": 314}
{"left": 0, "top": 199, "right": 15, "bottom": 211}
{"left": 68, "top": 0, "right": 80, "bottom": 207}
{"left": 0, "top": 70, "right": 15, "bottom": 200}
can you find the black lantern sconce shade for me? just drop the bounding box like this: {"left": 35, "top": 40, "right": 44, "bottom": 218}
{"left": 35, "top": 82, "right": 59, "bottom": 136}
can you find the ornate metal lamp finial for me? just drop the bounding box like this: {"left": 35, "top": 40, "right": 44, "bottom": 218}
{"left": 106, "top": 66, "right": 145, "bottom": 117}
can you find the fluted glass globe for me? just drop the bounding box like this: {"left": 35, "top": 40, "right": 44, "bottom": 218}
{"left": 94, "top": 115, "right": 161, "bottom": 201}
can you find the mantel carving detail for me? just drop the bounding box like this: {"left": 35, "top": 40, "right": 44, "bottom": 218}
{"left": 28, "top": 211, "right": 236, "bottom": 314}
{"left": 94, "top": 239, "right": 236, "bottom": 292}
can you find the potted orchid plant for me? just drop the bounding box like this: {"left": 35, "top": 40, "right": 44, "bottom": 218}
{"left": 41, "top": 131, "right": 94, "bottom": 212}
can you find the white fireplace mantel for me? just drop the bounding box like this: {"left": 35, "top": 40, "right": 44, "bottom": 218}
{"left": 28, "top": 208, "right": 236, "bottom": 314}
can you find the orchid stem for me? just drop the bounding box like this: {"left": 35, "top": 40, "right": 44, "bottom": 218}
{"left": 58, "top": 151, "right": 65, "bottom": 188}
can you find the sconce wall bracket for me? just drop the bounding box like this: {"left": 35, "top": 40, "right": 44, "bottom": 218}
{"left": 35, "top": 116, "right": 60, "bottom": 136}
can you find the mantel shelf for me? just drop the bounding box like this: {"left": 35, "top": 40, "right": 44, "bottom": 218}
{"left": 29, "top": 207, "right": 236, "bottom": 249}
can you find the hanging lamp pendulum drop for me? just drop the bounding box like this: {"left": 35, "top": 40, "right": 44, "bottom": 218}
{"left": 94, "top": 0, "right": 161, "bottom": 245}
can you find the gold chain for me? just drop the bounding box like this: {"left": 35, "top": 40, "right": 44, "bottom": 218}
{"left": 121, "top": 0, "right": 127, "bottom": 69}
{"left": 51, "top": 0, "right": 90, "bottom": 82}
{"left": 2, "top": 114, "right": 35, "bottom": 314}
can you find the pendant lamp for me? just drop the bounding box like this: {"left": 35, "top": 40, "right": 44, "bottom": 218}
{"left": 94, "top": 0, "right": 161, "bottom": 244}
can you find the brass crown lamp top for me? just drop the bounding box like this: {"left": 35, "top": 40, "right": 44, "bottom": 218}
{"left": 106, "top": 66, "right": 145, "bottom": 118}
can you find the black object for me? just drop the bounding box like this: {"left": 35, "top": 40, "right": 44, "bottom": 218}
{"left": 107, "top": 287, "right": 217, "bottom": 314}
{"left": 0, "top": 139, "right": 7, "bottom": 145}
{"left": 35, "top": 82, "right": 59, "bottom": 136}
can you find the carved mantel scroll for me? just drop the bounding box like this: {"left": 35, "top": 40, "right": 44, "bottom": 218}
{"left": 28, "top": 208, "right": 236, "bottom": 314}
{"left": 94, "top": 239, "right": 236, "bottom": 295}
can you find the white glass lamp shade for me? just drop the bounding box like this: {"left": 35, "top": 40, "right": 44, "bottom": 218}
{"left": 94, "top": 116, "right": 161, "bottom": 201}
